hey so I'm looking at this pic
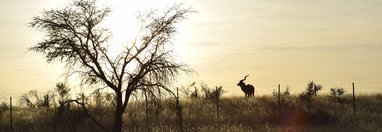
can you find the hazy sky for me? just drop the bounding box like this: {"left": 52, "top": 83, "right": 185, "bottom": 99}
{"left": 1, "top": 0, "right": 381, "bottom": 98}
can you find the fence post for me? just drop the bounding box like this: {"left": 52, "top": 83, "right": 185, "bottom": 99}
{"left": 216, "top": 87, "right": 219, "bottom": 119}
{"left": 176, "top": 87, "right": 183, "bottom": 132}
{"left": 352, "top": 82, "right": 356, "bottom": 115}
{"left": 144, "top": 90, "right": 149, "bottom": 126}
{"left": 10, "top": 96, "right": 13, "bottom": 131}
{"left": 278, "top": 84, "right": 281, "bottom": 115}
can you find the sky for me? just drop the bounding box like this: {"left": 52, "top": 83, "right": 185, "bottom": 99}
{"left": 0, "top": 0, "right": 381, "bottom": 99}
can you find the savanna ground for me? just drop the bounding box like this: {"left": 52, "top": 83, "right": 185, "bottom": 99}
{"left": 1, "top": 93, "right": 382, "bottom": 132}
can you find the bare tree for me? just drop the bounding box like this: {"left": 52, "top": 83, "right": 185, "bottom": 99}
{"left": 18, "top": 93, "right": 34, "bottom": 109}
{"left": 18, "top": 90, "right": 39, "bottom": 109}
{"left": 29, "top": 0, "right": 192, "bottom": 131}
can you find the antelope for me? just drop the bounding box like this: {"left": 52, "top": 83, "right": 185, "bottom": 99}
{"left": 237, "top": 75, "right": 255, "bottom": 98}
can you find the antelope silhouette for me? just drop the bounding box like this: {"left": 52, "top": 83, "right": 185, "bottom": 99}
{"left": 237, "top": 75, "right": 255, "bottom": 98}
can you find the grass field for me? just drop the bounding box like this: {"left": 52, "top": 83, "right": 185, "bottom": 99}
{"left": 1, "top": 94, "right": 382, "bottom": 132}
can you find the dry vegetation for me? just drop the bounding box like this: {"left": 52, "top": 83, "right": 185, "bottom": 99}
{"left": 1, "top": 92, "right": 382, "bottom": 132}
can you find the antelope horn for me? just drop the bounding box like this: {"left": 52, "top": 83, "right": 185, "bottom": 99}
{"left": 243, "top": 75, "right": 249, "bottom": 81}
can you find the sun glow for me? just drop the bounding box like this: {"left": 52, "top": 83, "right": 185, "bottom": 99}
{"left": 98, "top": 0, "right": 180, "bottom": 58}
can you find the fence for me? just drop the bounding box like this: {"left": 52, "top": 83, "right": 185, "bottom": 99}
{"left": 0, "top": 82, "right": 359, "bottom": 131}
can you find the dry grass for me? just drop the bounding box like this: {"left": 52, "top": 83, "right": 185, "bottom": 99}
{"left": 1, "top": 94, "right": 382, "bottom": 131}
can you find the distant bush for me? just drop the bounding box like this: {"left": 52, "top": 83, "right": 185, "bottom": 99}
{"left": 330, "top": 87, "right": 346, "bottom": 106}
{"left": 181, "top": 82, "right": 225, "bottom": 101}
{"left": 298, "top": 81, "right": 323, "bottom": 108}
{"left": 0, "top": 102, "right": 7, "bottom": 116}
{"left": 273, "top": 86, "right": 290, "bottom": 98}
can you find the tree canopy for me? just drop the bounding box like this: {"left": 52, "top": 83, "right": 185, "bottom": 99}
{"left": 29, "top": 0, "right": 193, "bottom": 131}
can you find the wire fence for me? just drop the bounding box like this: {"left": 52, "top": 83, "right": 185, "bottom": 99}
{"left": 0, "top": 81, "right": 378, "bottom": 131}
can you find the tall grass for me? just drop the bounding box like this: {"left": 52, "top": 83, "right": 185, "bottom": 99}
{"left": 1, "top": 94, "right": 382, "bottom": 131}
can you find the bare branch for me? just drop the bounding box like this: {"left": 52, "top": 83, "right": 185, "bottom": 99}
{"left": 30, "top": 1, "right": 193, "bottom": 131}
{"left": 62, "top": 99, "right": 108, "bottom": 132}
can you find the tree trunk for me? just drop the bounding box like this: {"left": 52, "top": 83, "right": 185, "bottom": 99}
{"left": 114, "top": 92, "right": 123, "bottom": 132}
